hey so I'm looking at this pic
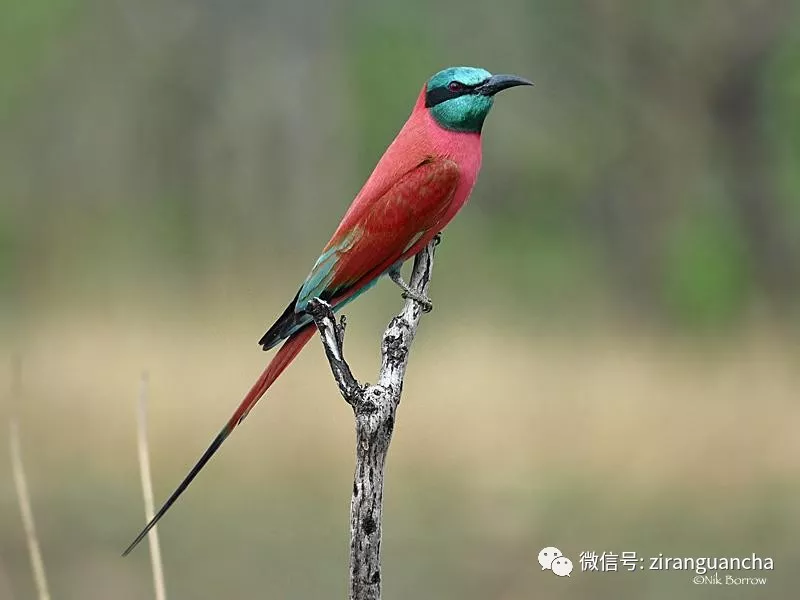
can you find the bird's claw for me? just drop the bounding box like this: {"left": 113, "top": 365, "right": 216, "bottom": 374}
{"left": 388, "top": 264, "right": 433, "bottom": 312}
{"left": 402, "top": 291, "right": 433, "bottom": 313}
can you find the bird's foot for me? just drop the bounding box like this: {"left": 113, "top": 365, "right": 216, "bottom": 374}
{"left": 401, "top": 290, "right": 433, "bottom": 313}
{"left": 388, "top": 266, "right": 434, "bottom": 313}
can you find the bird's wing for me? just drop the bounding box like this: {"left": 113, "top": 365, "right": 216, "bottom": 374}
{"left": 299, "top": 157, "right": 461, "bottom": 307}
{"left": 258, "top": 157, "right": 460, "bottom": 348}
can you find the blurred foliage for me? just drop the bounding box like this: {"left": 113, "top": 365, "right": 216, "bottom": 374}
{"left": 1, "top": 0, "right": 799, "bottom": 328}
{"left": 0, "top": 0, "right": 82, "bottom": 117}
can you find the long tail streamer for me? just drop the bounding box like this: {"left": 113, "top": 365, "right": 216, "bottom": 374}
{"left": 123, "top": 327, "right": 315, "bottom": 556}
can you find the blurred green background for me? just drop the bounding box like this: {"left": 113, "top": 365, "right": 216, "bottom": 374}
{"left": 1, "top": 0, "right": 799, "bottom": 598}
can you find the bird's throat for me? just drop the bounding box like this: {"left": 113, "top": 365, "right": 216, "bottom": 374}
{"left": 428, "top": 94, "right": 493, "bottom": 133}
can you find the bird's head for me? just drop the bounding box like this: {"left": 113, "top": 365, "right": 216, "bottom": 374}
{"left": 425, "top": 66, "right": 532, "bottom": 133}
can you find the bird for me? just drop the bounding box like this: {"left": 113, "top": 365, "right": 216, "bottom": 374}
{"left": 123, "top": 66, "right": 531, "bottom": 556}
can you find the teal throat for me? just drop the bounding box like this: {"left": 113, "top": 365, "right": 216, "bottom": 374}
{"left": 429, "top": 94, "right": 494, "bottom": 133}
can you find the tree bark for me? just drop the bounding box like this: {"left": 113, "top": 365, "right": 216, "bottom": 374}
{"left": 306, "top": 236, "right": 438, "bottom": 600}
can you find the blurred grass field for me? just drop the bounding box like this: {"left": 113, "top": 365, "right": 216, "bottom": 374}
{"left": 1, "top": 300, "right": 798, "bottom": 599}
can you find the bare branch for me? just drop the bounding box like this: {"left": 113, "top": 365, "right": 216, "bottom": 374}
{"left": 307, "top": 299, "right": 363, "bottom": 406}
{"left": 378, "top": 236, "right": 438, "bottom": 391}
{"left": 309, "top": 237, "right": 439, "bottom": 600}
{"left": 136, "top": 372, "right": 168, "bottom": 600}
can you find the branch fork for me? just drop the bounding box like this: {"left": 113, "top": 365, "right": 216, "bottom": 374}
{"left": 306, "top": 237, "right": 438, "bottom": 600}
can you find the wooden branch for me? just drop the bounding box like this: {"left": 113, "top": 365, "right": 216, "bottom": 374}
{"left": 307, "top": 236, "right": 439, "bottom": 600}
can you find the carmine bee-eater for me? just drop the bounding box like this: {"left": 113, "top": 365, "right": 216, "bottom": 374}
{"left": 123, "top": 66, "right": 531, "bottom": 555}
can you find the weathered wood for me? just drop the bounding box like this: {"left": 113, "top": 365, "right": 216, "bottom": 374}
{"left": 307, "top": 236, "right": 439, "bottom": 600}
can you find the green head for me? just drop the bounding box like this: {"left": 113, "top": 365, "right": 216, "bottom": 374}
{"left": 425, "top": 66, "right": 532, "bottom": 133}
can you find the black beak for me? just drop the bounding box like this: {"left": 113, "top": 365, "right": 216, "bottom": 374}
{"left": 477, "top": 74, "right": 533, "bottom": 96}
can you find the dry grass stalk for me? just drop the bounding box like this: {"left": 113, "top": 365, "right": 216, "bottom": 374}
{"left": 10, "top": 419, "right": 52, "bottom": 600}
{"left": 136, "top": 372, "right": 167, "bottom": 600}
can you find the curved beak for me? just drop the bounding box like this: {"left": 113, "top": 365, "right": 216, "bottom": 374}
{"left": 477, "top": 74, "right": 533, "bottom": 96}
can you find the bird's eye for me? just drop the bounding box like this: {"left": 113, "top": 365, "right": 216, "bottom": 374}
{"left": 448, "top": 81, "right": 465, "bottom": 92}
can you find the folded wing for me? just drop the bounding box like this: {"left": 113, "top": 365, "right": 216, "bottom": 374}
{"left": 259, "top": 157, "right": 460, "bottom": 349}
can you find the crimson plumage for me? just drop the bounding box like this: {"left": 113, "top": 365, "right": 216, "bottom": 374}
{"left": 123, "top": 67, "right": 531, "bottom": 556}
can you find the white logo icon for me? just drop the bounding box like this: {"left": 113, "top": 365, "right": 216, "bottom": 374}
{"left": 538, "top": 546, "right": 563, "bottom": 570}
{"left": 539, "top": 547, "right": 574, "bottom": 577}
{"left": 551, "top": 556, "right": 574, "bottom": 577}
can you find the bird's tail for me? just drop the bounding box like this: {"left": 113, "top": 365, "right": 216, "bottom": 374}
{"left": 122, "top": 325, "right": 316, "bottom": 556}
